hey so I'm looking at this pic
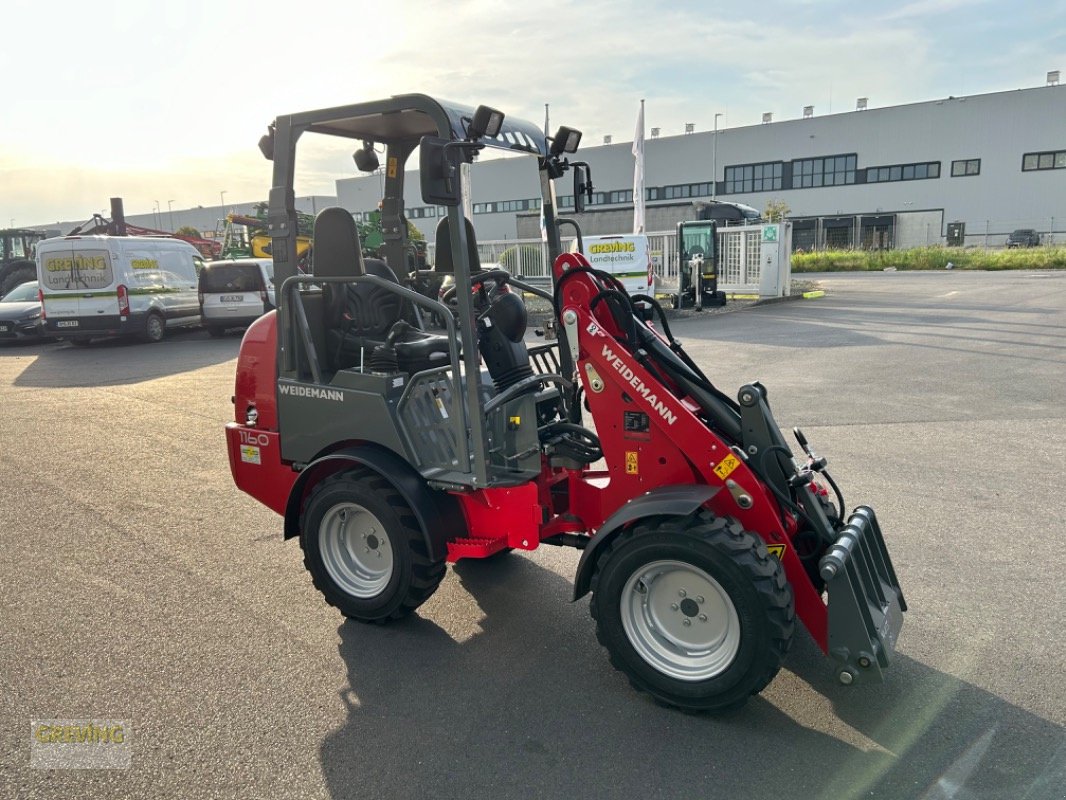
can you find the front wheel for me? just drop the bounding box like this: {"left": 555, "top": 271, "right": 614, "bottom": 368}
{"left": 299, "top": 469, "right": 446, "bottom": 623}
{"left": 590, "top": 511, "right": 795, "bottom": 712}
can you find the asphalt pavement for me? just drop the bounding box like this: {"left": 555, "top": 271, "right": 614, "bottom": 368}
{"left": 1, "top": 269, "right": 1063, "bottom": 799}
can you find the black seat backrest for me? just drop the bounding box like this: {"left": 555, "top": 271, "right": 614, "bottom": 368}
{"left": 433, "top": 215, "right": 480, "bottom": 274}
{"left": 340, "top": 258, "right": 403, "bottom": 338}
{"left": 313, "top": 207, "right": 365, "bottom": 326}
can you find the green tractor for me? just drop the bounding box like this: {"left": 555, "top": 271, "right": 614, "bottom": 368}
{"left": 0, "top": 229, "right": 46, "bottom": 297}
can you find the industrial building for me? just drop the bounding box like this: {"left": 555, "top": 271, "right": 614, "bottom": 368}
{"left": 334, "top": 80, "right": 1065, "bottom": 250}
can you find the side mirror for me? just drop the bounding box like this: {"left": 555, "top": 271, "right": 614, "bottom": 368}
{"left": 258, "top": 124, "right": 275, "bottom": 161}
{"left": 419, "top": 136, "right": 462, "bottom": 207}
{"left": 353, "top": 140, "right": 379, "bottom": 172}
{"left": 572, "top": 162, "right": 593, "bottom": 213}
{"left": 468, "top": 105, "right": 505, "bottom": 140}
{"left": 550, "top": 126, "right": 582, "bottom": 156}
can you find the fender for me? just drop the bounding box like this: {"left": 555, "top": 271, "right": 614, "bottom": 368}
{"left": 572, "top": 484, "right": 721, "bottom": 601}
{"left": 283, "top": 443, "right": 463, "bottom": 563}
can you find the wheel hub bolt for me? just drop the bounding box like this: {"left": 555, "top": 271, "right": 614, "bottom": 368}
{"left": 678, "top": 589, "right": 687, "bottom": 598}
{"left": 696, "top": 596, "right": 705, "bottom": 604}
{"left": 699, "top": 614, "right": 707, "bottom": 622}
{"left": 670, "top": 603, "right": 679, "bottom": 611}
{"left": 682, "top": 618, "right": 691, "bottom": 627}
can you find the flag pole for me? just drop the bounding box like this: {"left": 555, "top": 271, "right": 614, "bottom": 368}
{"left": 632, "top": 99, "right": 646, "bottom": 235}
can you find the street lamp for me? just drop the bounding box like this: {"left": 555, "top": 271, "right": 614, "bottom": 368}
{"left": 711, "top": 113, "right": 723, "bottom": 199}
{"left": 220, "top": 190, "right": 227, "bottom": 213}
{"left": 153, "top": 200, "right": 161, "bottom": 230}
{"left": 167, "top": 200, "right": 175, "bottom": 232}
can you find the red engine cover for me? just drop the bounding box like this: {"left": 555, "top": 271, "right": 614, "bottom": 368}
{"left": 233, "top": 311, "right": 278, "bottom": 429}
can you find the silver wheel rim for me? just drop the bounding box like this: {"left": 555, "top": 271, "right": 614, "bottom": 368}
{"left": 620, "top": 559, "right": 741, "bottom": 681}
{"left": 319, "top": 502, "right": 393, "bottom": 598}
{"left": 147, "top": 316, "right": 163, "bottom": 340}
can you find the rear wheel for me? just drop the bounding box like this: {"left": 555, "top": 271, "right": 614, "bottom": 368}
{"left": 300, "top": 469, "right": 446, "bottom": 623}
{"left": 0, "top": 261, "right": 35, "bottom": 298}
{"left": 141, "top": 312, "right": 166, "bottom": 343}
{"left": 590, "top": 511, "right": 794, "bottom": 712}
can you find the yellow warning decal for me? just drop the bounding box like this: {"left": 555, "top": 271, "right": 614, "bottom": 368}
{"left": 387, "top": 157, "right": 398, "bottom": 179}
{"left": 766, "top": 544, "right": 786, "bottom": 560}
{"left": 713, "top": 453, "right": 740, "bottom": 480}
{"left": 625, "top": 451, "right": 639, "bottom": 475}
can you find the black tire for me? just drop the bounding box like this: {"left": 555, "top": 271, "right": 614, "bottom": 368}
{"left": 70, "top": 338, "right": 93, "bottom": 347}
{"left": 590, "top": 511, "right": 794, "bottom": 713}
{"left": 141, "top": 312, "right": 166, "bottom": 343}
{"left": 300, "top": 468, "right": 446, "bottom": 623}
{"left": 0, "top": 260, "right": 36, "bottom": 298}
{"left": 207, "top": 326, "right": 225, "bottom": 338}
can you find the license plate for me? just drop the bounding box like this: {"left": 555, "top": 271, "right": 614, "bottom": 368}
{"left": 0, "top": 325, "right": 9, "bottom": 332}
{"left": 221, "top": 295, "right": 244, "bottom": 303}
{"left": 56, "top": 320, "right": 79, "bottom": 328}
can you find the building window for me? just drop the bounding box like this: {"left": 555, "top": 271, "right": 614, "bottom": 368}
{"left": 791, "top": 154, "right": 856, "bottom": 189}
{"left": 865, "top": 161, "right": 940, "bottom": 183}
{"left": 558, "top": 195, "right": 574, "bottom": 208}
{"left": 609, "top": 189, "right": 634, "bottom": 204}
{"left": 724, "top": 162, "right": 783, "bottom": 194}
{"left": 951, "top": 159, "right": 981, "bottom": 177}
{"left": 1022, "top": 150, "right": 1066, "bottom": 171}
{"left": 646, "top": 187, "right": 660, "bottom": 201}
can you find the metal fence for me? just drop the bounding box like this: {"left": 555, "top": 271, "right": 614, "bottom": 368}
{"left": 425, "top": 226, "right": 778, "bottom": 292}
{"left": 426, "top": 231, "right": 684, "bottom": 284}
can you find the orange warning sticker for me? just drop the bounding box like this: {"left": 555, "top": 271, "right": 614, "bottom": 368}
{"left": 625, "top": 451, "right": 639, "bottom": 475}
{"left": 387, "top": 157, "right": 398, "bottom": 179}
{"left": 766, "top": 544, "right": 786, "bottom": 560}
{"left": 713, "top": 453, "right": 740, "bottom": 480}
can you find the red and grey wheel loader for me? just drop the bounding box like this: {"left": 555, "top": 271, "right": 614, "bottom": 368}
{"left": 225, "top": 94, "right": 906, "bottom": 712}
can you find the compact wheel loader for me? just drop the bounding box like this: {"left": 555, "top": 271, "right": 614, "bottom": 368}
{"left": 226, "top": 94, "right": 906, "bottom": 712}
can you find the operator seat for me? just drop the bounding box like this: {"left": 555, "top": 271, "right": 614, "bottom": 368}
{"left": 312, "top": 207, "right": 450, "bottom": 374}
{"left": 433, "top": 215, "right": 481, "bottom": 274}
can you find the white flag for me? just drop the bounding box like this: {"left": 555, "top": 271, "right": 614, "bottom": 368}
{"left": 632, "top": 99, "right": 645, "bottom": 235}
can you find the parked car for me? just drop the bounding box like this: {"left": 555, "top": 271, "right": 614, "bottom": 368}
{"left": 1007, "top": 229, "right": 1041, "bottom": 248}
{"left": 198, "top": 258, "right": 275, "bottom": 337}
{"left": 0, "top": 280, "right": 53, "bottom": 343}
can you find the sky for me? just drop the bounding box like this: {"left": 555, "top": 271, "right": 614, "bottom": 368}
{"left": 2, "top": 0, "right": 1063, "bottom": 227}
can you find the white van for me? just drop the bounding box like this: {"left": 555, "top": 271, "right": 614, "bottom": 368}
{"left": 197, "top": 258, "right": 275, "bottom": 336}
{"left": 37, "top": 235, "right": 204, "bottom": 344}
{"left": 579, "top": 234, "right": 654, "bottom": 296}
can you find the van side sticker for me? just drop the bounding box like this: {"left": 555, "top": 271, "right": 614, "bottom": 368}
{"left": 240, "top": 446, "right": 261, "bottom": 465}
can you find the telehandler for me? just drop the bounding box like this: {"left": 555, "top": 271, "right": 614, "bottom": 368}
{"left": 226, "top": 94, "right": 905, "bottom": 711}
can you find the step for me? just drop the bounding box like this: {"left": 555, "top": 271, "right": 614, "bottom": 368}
{"left": 446, "top": 536, "right": 509, "bottom": 561}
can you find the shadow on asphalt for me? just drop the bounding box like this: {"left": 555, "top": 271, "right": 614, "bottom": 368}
{"left": 5, "top": 328, "right": 242, "bottom": 388}
{"left": 319, "top": 556, "right": 1064, "bottom": 800}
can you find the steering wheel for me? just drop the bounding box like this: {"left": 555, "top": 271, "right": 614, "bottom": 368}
{"left": 439, "top": 268, "right": 511, "bottom": 305}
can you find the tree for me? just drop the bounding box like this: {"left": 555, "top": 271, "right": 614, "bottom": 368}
{"left": 764, "top": 199, "right": 791, "bottom": 222}
{"left": 176, "top": 225, "right": 203, "bottom": 237}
